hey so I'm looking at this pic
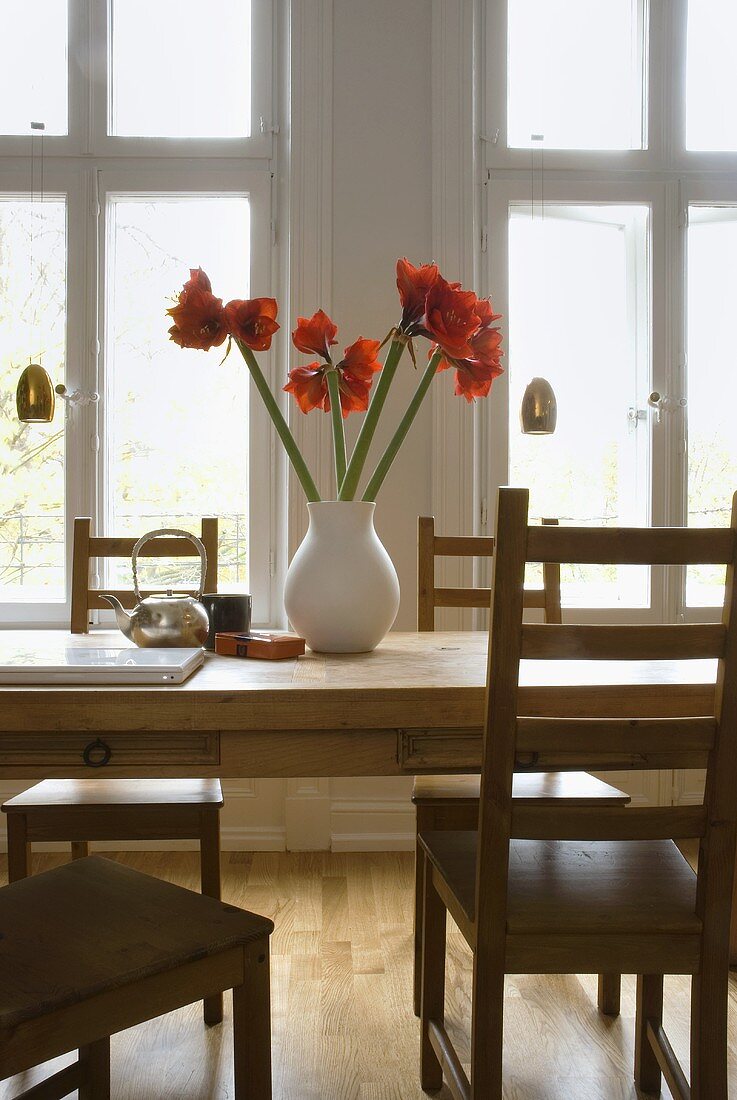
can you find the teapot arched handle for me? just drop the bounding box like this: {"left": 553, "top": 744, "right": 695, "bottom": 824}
{"left": 131, "top": 528, "right": 209, "bottom": 601}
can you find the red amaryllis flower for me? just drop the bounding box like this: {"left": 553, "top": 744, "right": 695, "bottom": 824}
{"left": 224, "top": 297, "right": 280, "bottom": 351}
{"left": 284, "top": 337, "right": 382, "bottom": 418}
{"left": 396, "top": 257, "right": 440, "bottom": 333}
{"left": 167, "top": 268, "right": 228, "bottom": 351}
{"left": 292, "top": 310, "right": 339, "bottom": 361}
{"left": 423, "top": 276, "right": 481, "bottom": 359}
{"left": 436, "top": 298, "right": 504, "bottom": 402}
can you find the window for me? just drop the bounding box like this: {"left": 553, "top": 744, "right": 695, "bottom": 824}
{"left": 485, "top": 1, "right": 737, "bottom": 617}
{"left": 507, "top": 0, "right": 647, "bottom": 151}
{"left": 0, "top": 3, "right": 68, "bottom": 136}
{"left": 686, "top": 0, "right": 737, "bottom": 152}
{"left": 508, "top": 203, "right": 650, "bottom": 606}
{"left": 686, "top": 205, "right": 737, "bottom": 606}
{"left": 0, "top": 2, "right": 275, "bottom": 625}
{"left": 109, "top": 0, "right": 252, "bottom": 138}
{"left": 0, "top": 199, "right": 66, "bottom": 599}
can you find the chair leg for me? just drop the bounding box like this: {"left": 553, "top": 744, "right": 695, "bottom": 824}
{"left": 691, "top": 965, "right": 729, "bottom": 1100}
{"left": 413, "top": 830, "right": 425, "bottom": 1017}
{"left": 78, "top": 1036, "right": 111, "bottom": 1100}
{"left": 201, "top": 806, "right": 224, "bottom": 1026}
{"left": 420, "top": 852, "right": 446, "bottom": 1093}
{"left": 635, "top": 974, "right": 663, "bottom": 1096}
{"left": 7, "top": 815, "right": 31, "bottom": 882}
{"left": 233, "top": 937, "right": 272, "bottom": 1099}
{"left": 469, "top": 943, "right": 505, "bottom": 1099}
{"left": 598, "top": 972, "right": 621, "bottom": 1016}
{"left": 71, "top": 841, "right": 90, "bottom": 861}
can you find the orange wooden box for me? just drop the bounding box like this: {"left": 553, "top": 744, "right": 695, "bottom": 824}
{"left": 214, "top": 631, "right": 306, "bottom": 660}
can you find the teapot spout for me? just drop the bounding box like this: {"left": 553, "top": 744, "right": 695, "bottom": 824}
{"left": 100, "top": 594, "right": 134, "bottom": 640}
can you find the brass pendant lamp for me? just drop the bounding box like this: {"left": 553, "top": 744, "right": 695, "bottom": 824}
{"left": 519, "top": 133, "right": 557, "bottom": 437}
{"left": 16, "top": 362, "right": 56, "bottom": 422}
{"left": 520, "top": 375, "right": 557, "bottom": 434}
{"left": 15, "top": 122, "right": 98, "bottom": 423}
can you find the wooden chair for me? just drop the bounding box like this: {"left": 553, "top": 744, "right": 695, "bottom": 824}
{"left": 418, "top": 487, "right": 737, "bottom": 1099}
{"left": 1, "top": 517, "right": 225, "bottom": 1025}
{"left": 0, "top": 856, "right": 272, "bottom": 1100}
{"left": 412, "top": 515, "right": 629, "bottom": 1018}
{"left": 70, "top": 515, "right": 218, "bottom": 634}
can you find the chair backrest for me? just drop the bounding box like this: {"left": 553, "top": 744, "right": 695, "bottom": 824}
{"left": 417, "top": 514, "right": 561, "bottom": 630}
{"left": 70, "top": 517, "right": 219, "bottom": 634}
{"left": 476, "top": 486, "right": 737, "bottom": 963}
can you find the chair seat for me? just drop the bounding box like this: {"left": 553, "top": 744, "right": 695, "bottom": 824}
{"left": 2, "top": 778, "right": 223, "bottom": 813}
{"left": 419, "top": 830, "right": 700, "bottom": 935}
{"left": 412, "top": 771, "right": 630, "bottom": 806}
{"left": 0, "top": 856, "right": 272, "bottom": 1032}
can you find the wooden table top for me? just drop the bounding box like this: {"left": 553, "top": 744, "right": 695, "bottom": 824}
{"left": 0, "top": 631, "right": 717, "bottom": 733}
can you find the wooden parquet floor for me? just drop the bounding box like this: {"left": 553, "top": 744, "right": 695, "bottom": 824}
{"left": 2, "top": 849, "right": 737, "bottom": 1099}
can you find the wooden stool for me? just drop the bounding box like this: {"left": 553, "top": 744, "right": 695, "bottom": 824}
{"left": 2, "top": 778, "right": 225, "bottom": 1025}
{"left": 0, "top": 855, "right": 272, "bottom": 1100}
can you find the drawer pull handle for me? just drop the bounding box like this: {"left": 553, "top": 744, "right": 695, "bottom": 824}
{"left": 82, "top": 738, "right": 112, "bottom": 768}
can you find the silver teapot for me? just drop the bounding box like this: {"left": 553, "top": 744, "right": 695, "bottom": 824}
{"left": 101, "top": 528, "right": 210, "bottom": 648}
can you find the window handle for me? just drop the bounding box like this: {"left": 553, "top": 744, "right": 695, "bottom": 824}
{"left": 647, "top": 391, "right": 688, "bottom": 425}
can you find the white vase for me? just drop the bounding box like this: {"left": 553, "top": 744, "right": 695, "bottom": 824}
{"left": 284, "top": 501, "right": 400, "bottom": 653}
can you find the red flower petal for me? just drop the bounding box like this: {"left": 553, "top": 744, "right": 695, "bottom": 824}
{"left": 283, "top": 363, "right": 328, "bottom": 414}
{"left": 337, "top": 337, "right": 382, "bottom": 381}
{"left": 292, "top": 310, "right": 338, "bottom": 360}
{"left": 396, "top": 258, "right": 440, "bottom": 331}
{"left": 424, "top": 276, "right": 481, "bottom": 359}
{"left": 224, "top": 297, "right": 280, "bottom": 351}
{"left": 166, "top": 271, "right": 228, "bottom": 351}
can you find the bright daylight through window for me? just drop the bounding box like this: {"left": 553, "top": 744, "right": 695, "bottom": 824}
{"left": 493, "top": 0, "right": 737, "bottom": 616}
{"left": 0, "top": 0, "right": 270, "bottom": 621}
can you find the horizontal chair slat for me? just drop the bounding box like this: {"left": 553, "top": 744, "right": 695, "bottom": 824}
{"left": 514, "top": 751, "right": 710, "bottom": 771}
{"left": 433, "top": 535, "right": 494, "bottom": 557}
{"left": 89, "top": 538, "right": 206, "bottom": 558}
{"left": 88, "top": 588, "right": 200, "bottom": 609}
{"left": 515, "top": 716, "right": 717, "bottom": 754}
{"left": 434, "top": 587, "right": 548, "bottom": 611}
{"left": 511, "top": 804, "right": 708, "bottom": 841}
{"left": 521, "top": 623, "right": 726, "bottom": 660}
{"left": 434, "top": 587, "right": 492, "bottom": 609}
{"left": 526, "top": 525, "right": 735, "bottom": 565}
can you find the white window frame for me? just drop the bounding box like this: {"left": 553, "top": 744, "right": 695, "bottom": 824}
{"left": 481, "top": 0, "right": 736, "bottom": 622}
{"left": 0, "top": 1, "right": 277, "bottom": 626}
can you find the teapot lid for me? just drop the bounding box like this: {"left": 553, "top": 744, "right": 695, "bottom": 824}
{"left": 145, "top": 589, "right": 195, "bottom": 601}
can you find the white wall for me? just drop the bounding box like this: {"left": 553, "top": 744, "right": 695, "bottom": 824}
{"left": 285, "top": 0, "right": 435, "bottom": 850}
{"left": 332, "top": 0, "right": 434, "bottom": 620}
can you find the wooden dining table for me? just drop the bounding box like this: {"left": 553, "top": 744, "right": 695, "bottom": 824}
{"left": 0, "top": 629, "right": 716, "bottom": 781}
{"left": 4, "top": 629, "right": 736, "bottom": 960}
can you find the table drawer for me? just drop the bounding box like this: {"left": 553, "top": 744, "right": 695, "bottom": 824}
{"left": 400, "top": 728, "right": 483, "bottom": 771}
{"left": 0, "top": 731, "right": 220, "bottom": 769}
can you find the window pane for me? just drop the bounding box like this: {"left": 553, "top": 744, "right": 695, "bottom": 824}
{"left": 507, "top": 0, "right": 646, "bottom": 150}
{"left": 110, "top": 0, "right": 252, "bottom": 138}
{"left": 686, "top": 206, "right": 737, "bottom": 606}
{"left": 106, "top": 197, "right": 250, "bottom": 590}
{"left": 508, "top": 205, "right": 650, "bottom": 606}
{"left": 0, "top": 2, "right": 67, "bottom": 135}
{"left": 0, "top": 199, "right": 67, "bottom": 600}
{"left": 686, "top": 0, "right": 737, "bottom": 151}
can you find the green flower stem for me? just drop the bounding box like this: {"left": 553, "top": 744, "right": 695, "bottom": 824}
{"left": 338, "top": 336, "right": 406, "bottom": 501}
{"left": 237, "top": 340, "right": 321, "bottom": 502}
{"left": 362, "top": 349, "right": 443, "bottom": 502}
{"left": 326, "top": 369, "right": 347, "bottom": 490}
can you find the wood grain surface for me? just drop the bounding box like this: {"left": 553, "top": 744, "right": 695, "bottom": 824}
{"left": 3, "top": 848, "right": 736, "bottom": 1100}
